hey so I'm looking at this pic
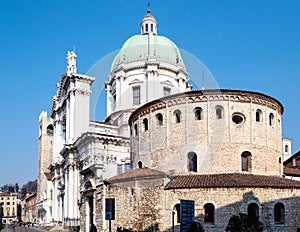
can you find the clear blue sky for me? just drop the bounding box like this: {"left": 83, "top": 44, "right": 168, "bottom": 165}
{"left": 1, "top": 0, "right": 299, "bottom": 187}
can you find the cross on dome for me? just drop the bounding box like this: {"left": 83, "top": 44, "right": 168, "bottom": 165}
{"left": 140, "top": 2, "right": 157, "bottom": 35}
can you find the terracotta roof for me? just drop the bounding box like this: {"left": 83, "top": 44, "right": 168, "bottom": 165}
{"left": 44, "top": 172, "right": 52, "bottom": 181}
{"left": 283, "top": 150, "right": 300, "bottom": 165}
{"left": 165, "top": 173, "right": 300, "bottom": 190}
{"left": 284, "top": 167, "right": 300, "bottom": 177}
{"left": 106, "top": 167, "right": 168, "bottom": 184}
{"left": 0, "top": 192, "right": 12, "bottom": 197}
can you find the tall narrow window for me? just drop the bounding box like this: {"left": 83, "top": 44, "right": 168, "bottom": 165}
{"left": 156, "top": 113, "right": 163, "bottom": 126}
{"left": 194, "top": 107, "right": 203, "bottom": 120}
{"left": 151, "top": 24, "right": 153, "bottom": 32}
{"left": 216, "top": 106, "right": 224, "bottom": 119}
{"left": 174, "top": 110, "right": 181, "bottom": 123}
{"left": 241, "top": 151, "right": 252, "bottom": 172}
{"left": 145, "top": 24, "right": 148, "bottom": 32}
{"left": 256, "top": 109, "right": 262, "bottom": 122}
{"left": 133, "top": 86, "right": 140, "bottom": 105}
{"left": 204, "top": 203, "right": 215, "bottom": 224}
{"left": 188, "top": 152, "right": 197, "bottom": 172}
{"left": 285, "top": 145, "right": 289, "bottom": 153}
{"left": 269, "top": 113, "right": 274, "bottom": 126}
{"left": 248, "top": 203, "right": 259, "bottom": 224}
{"left": 163, "top": 87, "right": 171, "bottom": 97}
{"left": 274, "top": 203, "right": 285, "bottom": 224}
{"left": 143, "top": 118, "right": 148, "bottom": 131}
{"left": 113, "top": 94, "right": 116, "bottom": 110}
{"left": 134, "top": 124, "right": 138, "bottom": 137}
{"left": 174, "top": 204, "right": 181, "bottom": 224}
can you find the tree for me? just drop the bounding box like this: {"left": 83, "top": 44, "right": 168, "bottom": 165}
{"left": 225, "top": 213, "right": 263, "bottom": 232}
{"left": 21, "top": 179, "right": 37, "bottom": 195}
{"left": 15, "top": 183, "right": 19, "bottom": 193}
{"left": 0, "top": 183, "right": 17, "bottom": 193}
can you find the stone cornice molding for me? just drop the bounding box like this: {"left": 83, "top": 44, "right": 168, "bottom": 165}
{"left": 112, "top": 59, "right": 187, "bottom": 76}
{"left": 70, "top": 88, "right": 92, "bottom": 96}
{"left": 129, "top": 89, "right": 284, "bottom": 125}
{"left": 51, "top": 73, "right": 94, "bottom": 118}
{"left": 61, "top": 73, "right": 95, "bottom": 91}
{"left": 73, "top": 132, "right": 130, "bottom": 149}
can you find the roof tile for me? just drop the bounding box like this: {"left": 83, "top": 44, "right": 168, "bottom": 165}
{"left": 165, "top": 173, "right": 300, "bottom": 189}
{"left": 106, "top": 167, "right": 168, "bottom": 184}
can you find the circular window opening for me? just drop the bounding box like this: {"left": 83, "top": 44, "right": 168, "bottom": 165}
{"left": 232, "top": 113, "right": 245, "bottom": 125}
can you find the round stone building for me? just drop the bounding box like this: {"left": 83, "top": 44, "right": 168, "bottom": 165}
{"left": 129, "top": 89, "right": 284, "bottom": 176}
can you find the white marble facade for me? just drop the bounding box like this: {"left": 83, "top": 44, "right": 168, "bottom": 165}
{"left": 40, "top": 8, "right": 190, "bottom": 228}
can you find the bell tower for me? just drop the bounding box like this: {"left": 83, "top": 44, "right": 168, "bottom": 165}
{"left": 140, "top": 3, "right": 158, "bottom": 35}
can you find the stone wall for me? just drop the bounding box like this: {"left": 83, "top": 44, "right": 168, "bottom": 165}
{"left": 164, "top": 187, "right": 300, "bottom": 232}
{"left": 103, "top": 177, "right": 300, "bottom": 232}
{"left": 104, "top": 177, "right": 167, "bottom": 231}
{"left": 130, "top": 90, "right": 283, "bottom": 176}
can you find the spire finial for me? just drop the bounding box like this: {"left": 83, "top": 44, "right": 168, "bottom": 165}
{"left": 147, "top": 2, "right": 151, "bottom": 14}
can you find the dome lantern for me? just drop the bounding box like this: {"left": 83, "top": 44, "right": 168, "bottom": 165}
{"left": 140, "top": 3, "right": 157, "bottom": 35}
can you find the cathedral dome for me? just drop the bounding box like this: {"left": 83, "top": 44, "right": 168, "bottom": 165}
{"left": 111, "top": 10, "right": 185, "bottom": 71}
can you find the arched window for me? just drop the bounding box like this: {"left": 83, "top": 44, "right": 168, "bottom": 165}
{"left": 194, "top": 107, "right": 203, "bottom": 120}
{"left": 216, "top": 106, "right": 224, "bottom": 119}
{"left": 134, "top": 124, "right": 138, "bottom": 137}
{"left": 204, "top": 203, "right": 215, "bottom": 224}
{"left": 174, "top": 110, "right": 181, "bottom": 123}
{"left": 269, "top": 113, "right": 274, "bottom": 126}
{"left": 145, "top": 24, "right": 148, "bottom": 32}
{"left": 274, "top": 202, "right": 285, "bottom": 224}
{"left": 138, "top": 161, "right": 143, "bottom": 168}
{"left": 248, "top": 203, "right": 259, "bottom": 224}
{"left": 151, "top": 24, "right": 153, "bottom": 32}
{"left": 241, "top": 151, "right": 252, "bottom": 172}
{"left": 188, "top": 152, "right": 197, "bottom": 172}
{"left": 46, "top": 124, "right": 54, "bottom": 136}
{"left": 143, "top": 118, "right": 148, "bottom": 131}
{"left": 285, "top": 144, "right": 289, "bottom": 153}
{"left": 156, "top": 113, "right": 163, "bottom": 126}
{"left": 173, "top": 204, "right": 180, "bottom": 224}
{"left": 256, "top": 109, "right": 262, "bottom": 122}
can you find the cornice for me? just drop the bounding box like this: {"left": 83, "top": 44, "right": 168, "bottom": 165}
{"left": 129, "top": 89, "right": 284, "bottom": 124}
{"left": 72, "top": 132, "right": 130, "bottom": 150}
{"left": 111, "top": 59, "right": 187, "bottom": 76}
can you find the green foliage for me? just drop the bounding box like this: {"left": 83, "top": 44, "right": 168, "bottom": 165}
{"left": 188, "top": 221, "right": 205, "bottom": 232}
{"left": 0, "top": 222, "right": 3, "bottom": 231}
{"left": 15, "top": 183, "right": 19, "bottom": 193}
{"left": 225, "top": 213, "right": 263, "bottom": 232}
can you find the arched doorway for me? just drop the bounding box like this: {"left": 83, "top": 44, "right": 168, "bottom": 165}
{"left": 83, "top": 180, "right": 95, "bottom": 232}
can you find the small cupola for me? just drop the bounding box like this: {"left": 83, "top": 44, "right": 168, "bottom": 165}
{"left": 140, "top": 3, "right": 157, "bottom": 35}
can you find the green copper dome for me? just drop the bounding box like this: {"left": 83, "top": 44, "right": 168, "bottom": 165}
{"left": 111, "top": 33, "right": 185, "bottom": 71}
